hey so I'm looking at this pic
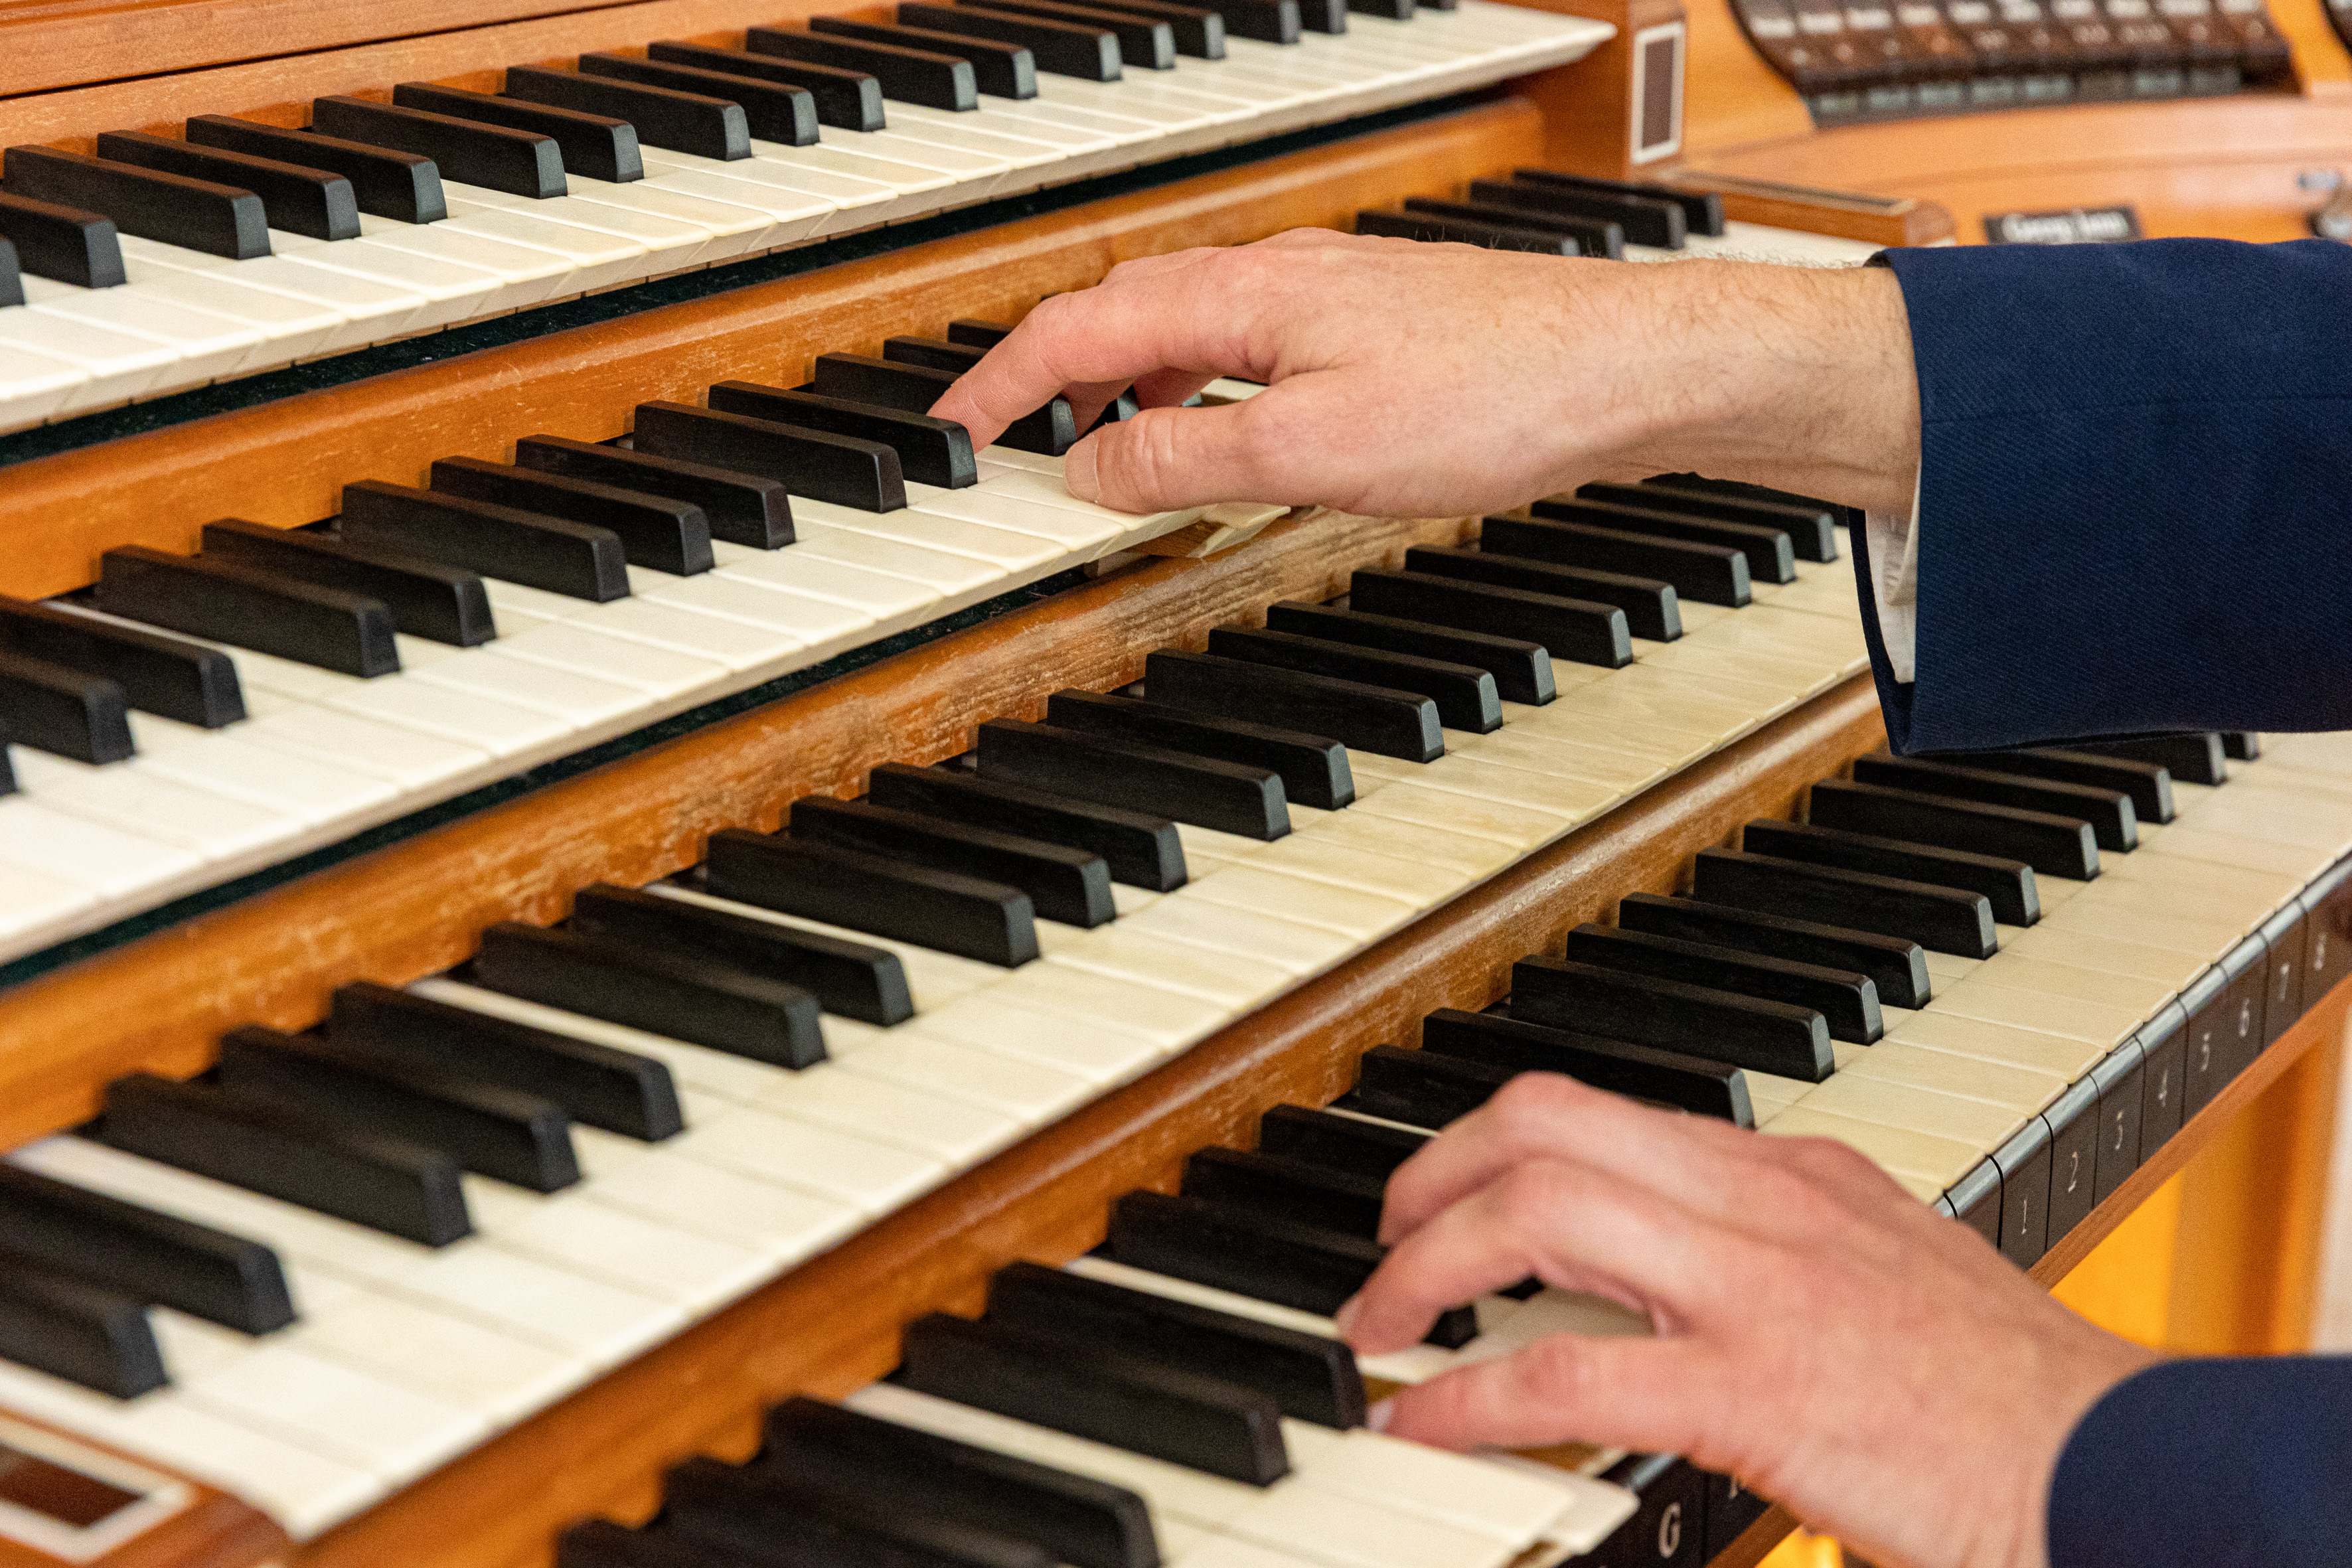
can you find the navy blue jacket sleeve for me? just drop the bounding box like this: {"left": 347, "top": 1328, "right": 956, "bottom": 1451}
{"left": 2048, "top": 1356, "right": 2352, "bottom": 1567}
{"left": 1859, "top": 238, "right": 2352, "bottom": 754}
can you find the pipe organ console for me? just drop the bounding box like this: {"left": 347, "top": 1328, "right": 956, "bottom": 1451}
{"left": 0, "top": 0, "right": 2345, "bottom": 1566}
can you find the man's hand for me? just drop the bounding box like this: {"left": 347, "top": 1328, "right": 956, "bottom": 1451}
{"left": 1336, "top": 1073, "right": 2159, "bottom": 1568}
{"left": 927, "top": 230, "right": 1922, "bottom": 520}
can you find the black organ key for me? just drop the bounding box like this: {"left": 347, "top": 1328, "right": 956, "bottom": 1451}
{"left": 184, "top": 117, "right": 447, "bottom": 224}
{"left": 883, "top": 335, "right": 987, "bottom": 372}
{"left": 647, "top": 42, "right": 889, "bottom": 133}
{"left": 216, "top": 1024, "right": 580, "bottom": 1192}
{"left": 810, "top": 18, "right": 1042, "bottom": 98}
{"left": 703, "top": 828, "right": 1038, "bottom": 967}
{"left": 945, "top": 319, "right": 1012, "bottom": 348}
{"left": 1295, "top": 0, "right": 1347, "bottom": 32}
{"left": 897, "top": 1312, "right": 1287, "bottom": 1484}
{"left": 1691, "top": 846, "right": 1997, "bottom": 960}
{"left": 709, "top": 381, "right": 977, "bottom": 490}
{"left": 93, "top": 130, "right": 359, "bottom": 242}
{"left": 1650, "top": 473, "right": 1860, "bottom": 530}
{"left": 1512, "top": 169, "right": 1726, "bottom": 236}
{"left": 1254, "top": 1103, "right": 1427, "bottom": 1181}
{"left": 200, "top": 517, "right": 496, "bottom": 647}
{"left": 812, "top": 353, "right": 1077, "bottom": 457}
{"left": 1394, "top": 196, "right": 1620, "bottom": 259}
{"left": 2135, "top": 1002, "right": 2189, "bottom": 1150}
{"left": 1851, "top": 754, "right": 2138, "bottom": 852}
{"left": 390, "top": 82, "right": 644, "bottom": 185}
{"left": 979, "top": 717, "right": 1290, "bottom": 840}
{"left": 973, "top": 0, "right": 1178, "bottom": 64}
{"left": 999, "top": 0, "right": 1225, "bottom": 54}
{"left": 0, "top": 1259, "right": 165, "bottom": 1399}
{"left": 764, "top": 1395, "right": 1158, "bottom": 1568}
{"left": 0, "top": 596, "right": 242, "bottom": 727}
{"left": 632, "top": 402, "right": 907, "bottom": 513}
{"left": 663, "top": 1454, "right": 1052, "bottom": 1568}
{"left": 2221, "top": 732, "right": 2260, "bottom": 761}
{"left": 1561, "top": 920, "right": 1882, "bottom": 1044}
{"left": 0, "top": 649, "right": 132, "bottom": 764}
{"left": 558, "top": 1520, "right": 710, "bottom": 1568}
{"left": 2041, "top": 1077, "right": 2101, "bottom": 1245}
{"left": 505, "top": 64, "right": 751, "bottom": 161}
{"left": 471, "top": 920, "right": 827, "bottom": 1070}
{"left": 1597, "top": 1454, "right": 1706, "bottom": 1568}
{"left": 1465, "top": 177, "right": 1686, "bottom": 250}
{"left": 1199, "top": 0, "right": 1301, "bottom": 41}
{"left": 1938, "top": 747, "right": 2173, "bottom": 824}
{"left": 329, "top": 980, "right": 685, "bottom": 1140}
{"left": 745, "top": 27, "right": 982, "bottom": 112}
{"left": 1106, "top": 1190, "right": 1484, "bottom": 1344}
{"left": 1991, "top": 1117, "right": 2053, "bottom": 1269}
{"left": 1806, "top": 777, "right": 2101, "bottom": 882}
{"left": 988, "top": 1262, "right": 1364, "bottom": 1431}
{"left": 1354, "top": 208, "right": 1583, "bottom": 258}
{"left": 571, "top": 882, "right": 914, "bottom": 1026}
{"left": 2081, "top": 732, "right": 2227, "bottom": 787}
{"left": 1144, "top": 648, "right": 1441, "bottom": 763}
{"left": 2, "top": 145, "right": 268, "bottom": 260}
{"left": 1350, "top": 0, "right": 1411, "bottom": 20}
{"left": 310, "top": 96, "right": 566, "bottom": 200}
{"left": 1262, "top": 600, "right": 1555, "bottom": 706}
{"left": 1698, "top": 1469, "right": 1772, "bottom": 1561}
{"left": 793, "top": 795, "right": 1115, "bottom": 927}
{"left": 579, "top": 54, "right": 823, "bottom": 147}
{"left": 1043, "top": 688, "right": 1351, "bottom": 811}
{"left": 1528, "top": 496, "right": 1794, "bottom": 584}
{"left": 867, "top": 761, "right": 1186, "bottom": 892}
{"left": 0, "top": 190, "right": 125, "bottom": 287}
{"left": 428, "top": 456, "right": 715, "bottom": 576}
{"left": 1347, "top": 569, "right": 1632, "bottom": 668}
{"left": 1476, "top": 516, "right": 1749, "bottom": 607}
{"left": 1204, "top": 625, "right": 1500, "bottom": 734}
{"left": 1616, "top": 890, "right": 1931, "bottom": 1009}
{"left": 1180, "top": 1146, "right": 1385, "bottom": 1238}
{"left": 1579, "top": 480, "right": 1838, "bottom": 564}
{"left": 1348, "top": 1044, "right": 1512, "bottom": 1129}
{"left": 0, "top": 1161, "right": 295, "bottom": 1334}
{"left": 516, "top": 435, "right": 794, "bottom": 550}
{"left": 95, "top": 545, "right": 399, "bottom": 678}
{"left": 96, "top": 1072, "right": 471, "bottom": 1246}
{"left": 1511, "top": 955, "right": 1836, "bottom": 1082}
{"left": 898, "top": 3, "right": 1128, "bottom": 78}
{"left": 1402, "top": 543, "right": 1680, "bottom": 642}
{"left": 340, "top": 480, "right": 631, "bottom": 601}
{"left": 1419, "top": 1007, "right": 1757, "bottom": 1123}
{"left": 2089, "top": 1039, "right": 2146, "bottom": 1204}
{"left": 1744, "top": 817, "right": 2039, "bottom": 927}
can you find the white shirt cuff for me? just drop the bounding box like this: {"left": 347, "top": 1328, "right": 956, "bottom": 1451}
{"left": 1863, "top": 468, "right": 1921, "bottom": 684}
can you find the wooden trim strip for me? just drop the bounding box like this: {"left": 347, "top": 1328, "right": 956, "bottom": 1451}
{"left": 0, "top": 98, "right": 1543, "bottom": 601}
{"left": 287, "top": 675, "right": 1889, "bottom": 1568}
{"left": 0, "top": 508, "right": 1477, "bottom": 1152}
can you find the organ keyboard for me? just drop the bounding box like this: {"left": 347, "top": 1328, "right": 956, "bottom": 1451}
{"left": 0, "top": 1, "right": 2342, "bottom": 1566}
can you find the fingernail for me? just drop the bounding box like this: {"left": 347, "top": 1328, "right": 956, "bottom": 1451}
{"left": 1332, "top": 1294, "right": 1361, "bottom": 1337}
{"left": 1365, "top": 1398, "right": 1393, "bottom": 1433}
{"left": 1064, "top": 435, "right": 1101, "bottom": 503}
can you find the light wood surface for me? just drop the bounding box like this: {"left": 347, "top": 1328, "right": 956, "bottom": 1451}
{"left": 0, "top": 100, "right": 1543, "bottom": 602}
{"left": 285, "top": 675, "right": 1889, "bottom": 1568}
{"left": 1675, "top": 0, "right": 2352, "bottom": 242}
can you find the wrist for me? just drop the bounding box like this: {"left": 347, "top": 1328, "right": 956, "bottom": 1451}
{"left": 1569, "top": 260, "right": 1921, "bottom": 514}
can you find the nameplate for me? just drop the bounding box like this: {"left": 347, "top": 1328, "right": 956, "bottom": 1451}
{"left": 1982, "top": 206, "right": 2144, "bottom": 244}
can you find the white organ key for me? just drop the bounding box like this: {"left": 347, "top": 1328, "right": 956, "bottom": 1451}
{"left": 903, "top": 485, "right": 1129, "bottom": 554}
{"left": 281, "top": 1289, "right": 584, "bottom": 1426}
{"left": 564, "top": 177, "right": 782, "bottom": 263}
{"left": 711, "top": 540, "right": 944, "bottom": 627}
{"left": 127, "top": 733, "right": 398, "bottom": 826}
{"left": 0, "top": 337, "right": 92, "bottom": 430}
{"left": 744, "top": 139, "right": 961, "bottom": 221}
{"left": 1172, "top": 864, "right": 1418, "bottom": 943}
{"left": 268, "top": 230, "right": 505, "bottom": 331}
{"left": 677, "top": 1103, "right": 948, "bottom": 1214}
{"left": 0, "top": 854, "right": 102, "bottom": 941}
{"left": 0, "top": 1360, "right": 379, "bottom": 1539}
{"left": 0, "top": 304, "right": 178, "bottom": 413}
{"left": 439, "top": 183, "right": 720, "bottom": 274}
{"left": 790, "top": 524, "right": 1008, "bottom": 601}
{"left": 637, "top": 168, "right": 836, "bottom": 246}
{"left": 909, "top": 994, "right": 1170, "bottom": 1083}
{"left": 1112, "top": 896, "right": 1360, "bottom": 979}
{"left": 459, "top": 1178, "right": 776, "bottom": 1316}
{"left": 169, "top": 1342, "right": 485, "bottom": 1484}
{"left": 118, "top": 236, "right": 429, "bottom": 353}
{"left": 353, "top": 213, "right": 576, "bottom": 311}
{"left": 0, "top": 799, "right": 203, "bottom": 899}
{"left": 17, "top": 272, "right": 267, "bottom": 382}
{"left": 795, "top": 494, "right": 1067, "bottom": 574}
{"left": 828, "top": 1030, "right": 1095, "bottom": 1124}
{"left": 980, "top": 956, "right": 1232, "bottom": 1047}
{"left": 432, "top": 200, "right": 649, "bottom": 295}
{"left": 635, "top": 147, "right": 896, "bottom": 236}
{"left": 747, "top": 1061, "right": 1024, "bottom": 1164}
{"left": 1044, "top": 927, "right": 1296, "bottom": 1010}
{"left": 9, "top": 749, "right": 299, "bottom": 859}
